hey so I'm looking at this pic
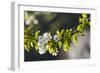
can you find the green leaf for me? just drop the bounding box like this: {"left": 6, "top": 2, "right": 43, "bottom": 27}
{"left": 72, "top": 33, "right": 78, "bottom": 45}
{"left": 30, "top": 41, "right": 34, "bottom": 47}
{"left": 77, "top": 24, "right": 84, "bottom": 33}
{"left": 79, "top": 18, "right": 83, "bottom": 23}
{"left": 35, "top": 30, "right": 40, "bottom": 38}
{"left": 61, "top": 29, "right": 64, "bottom": 35}
{"left": 46, "top": 44, "right": 50, "bottom": 50}
{"left": 56, "top": 29, "right": 60, "bottom": 35}
{"left": 77, "top": 24, "right": 81, "bottom": 32}
{"left": 24, "top": 44, "right": 29, "bottom": 52}
{"left": 33, "top": 40, "right": 37, "bottom": 45}
{"left": 63, "top": 40, "right": 70, "bottom": 52}
{"left": 57, "top": 41, "right": 62, "bottom": 48}
{"left": 35, "top": 43, "right": 38, "bottom": 51}
{"left": 48, "top": 32, "right": 51, "bottom": 36}
{"left": 64, "top": 29, "right": 71, "bottom": 38}
{"left": 82, "top": 13, "right": 87, "bottom": 18}
{"left": 24, "top": 48, "right": 29, "bottom": 52}
{"left": 63, "top": 44, "right": 67, "bottom": 52}
{"left": 66, "top": 41, "right": 70, "bottom": 49}
{"left": 88, "top": 21, "right": 90, "bottom": 26}
{"left": 48, "top": 47, "right": 53, "bottom": 54}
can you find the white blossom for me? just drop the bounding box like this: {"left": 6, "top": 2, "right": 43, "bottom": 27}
{"left": 33, "top": 19, "right": 39, "bottom": 25}
{"left": 29, "top": 15, "right": 35, "bottom": 21}
{"left": 38, "top": 36, "right": 44, "bottom": 41}
{"left": 43, "top": 32, "right": 52, "bottom": 43}
{"left": 53, "top": 35, "right": 59, "bottom": 42}
{"left": 38, "top": 32, "right": 52, "bottom": 55}
{"left": 38, "top": 41, "right": 42, "bottom": 47}
{"left": 38, "top": 36, "right": 46, "bottom": 45}
{"left": 25, "top": 19, "right": 31, "bottom": 25}
{"left": 43, "top": 32, "right": 48, "bottom": 37}
{"left": 38, "top": 35, "right": 47, "bottom": 54}
{"left": 39, "top": 49, "right": 46, "bottom": 54}
{"left": 38, "top": 40, "right": 46, "bottom": 47}
{"left": 52, "top": 53, "right": 57, "bottom": 56}
{"left": 38, "top": 46, "right": 46, "bottom": 54}
{"left": 70, "top": 28, "right": 72, "bottom": 31}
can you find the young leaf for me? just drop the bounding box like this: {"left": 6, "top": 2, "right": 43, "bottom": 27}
{"left": 77, "top": 24, "right": 84, "bottom": 33}
{"left": 35, "top": 43, "right": 38, "bottom": 51}
{"left": 52, "top": 47, "right": 58, "bottom": 56}
{"left": 63, "top": 40, "right": 70, "bottom": 52}
{"left": 63, "top": 44, "right": 68, "bottom": 52}
{"left": 46, "top": 44, "right": 50, "bottom": 50}
{"left": 57, "top": 41, "right": 62, "bottom": 48}
{"left": 79, "top": 18, "right": 83, "bottom": 23}
{"left": 61, "top": 29, "right": 64, "bottom": 35}
{"left": 72, "top": 33, "right": 78, "bottom": 45}
{"left": 56, "top": 29, "right": 60, "bottom": 35}
{"left": 82, "top": 13, "right": 87, "bottom": 18}
{"left": 48, "top": 47, "right": 53, "bottom": 54}
{"left": 66, "top": 41, "right": 70, "bottom": 49}
{"left": 24, "top": 44, "right": 29, "bottom": 52}
{"left": 35, "top": 30, "right": 40, "bottom": 38}
{"left": 30, "top": 41, "right": 34, "bottom": 47}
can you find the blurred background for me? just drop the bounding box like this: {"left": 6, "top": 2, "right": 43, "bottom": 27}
{"left": 24, "top": 11, "right": 90, "bottom": 61}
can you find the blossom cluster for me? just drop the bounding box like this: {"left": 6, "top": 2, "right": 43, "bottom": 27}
{"left": 38, "top": 32, "right": 59, "bottom": 55}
